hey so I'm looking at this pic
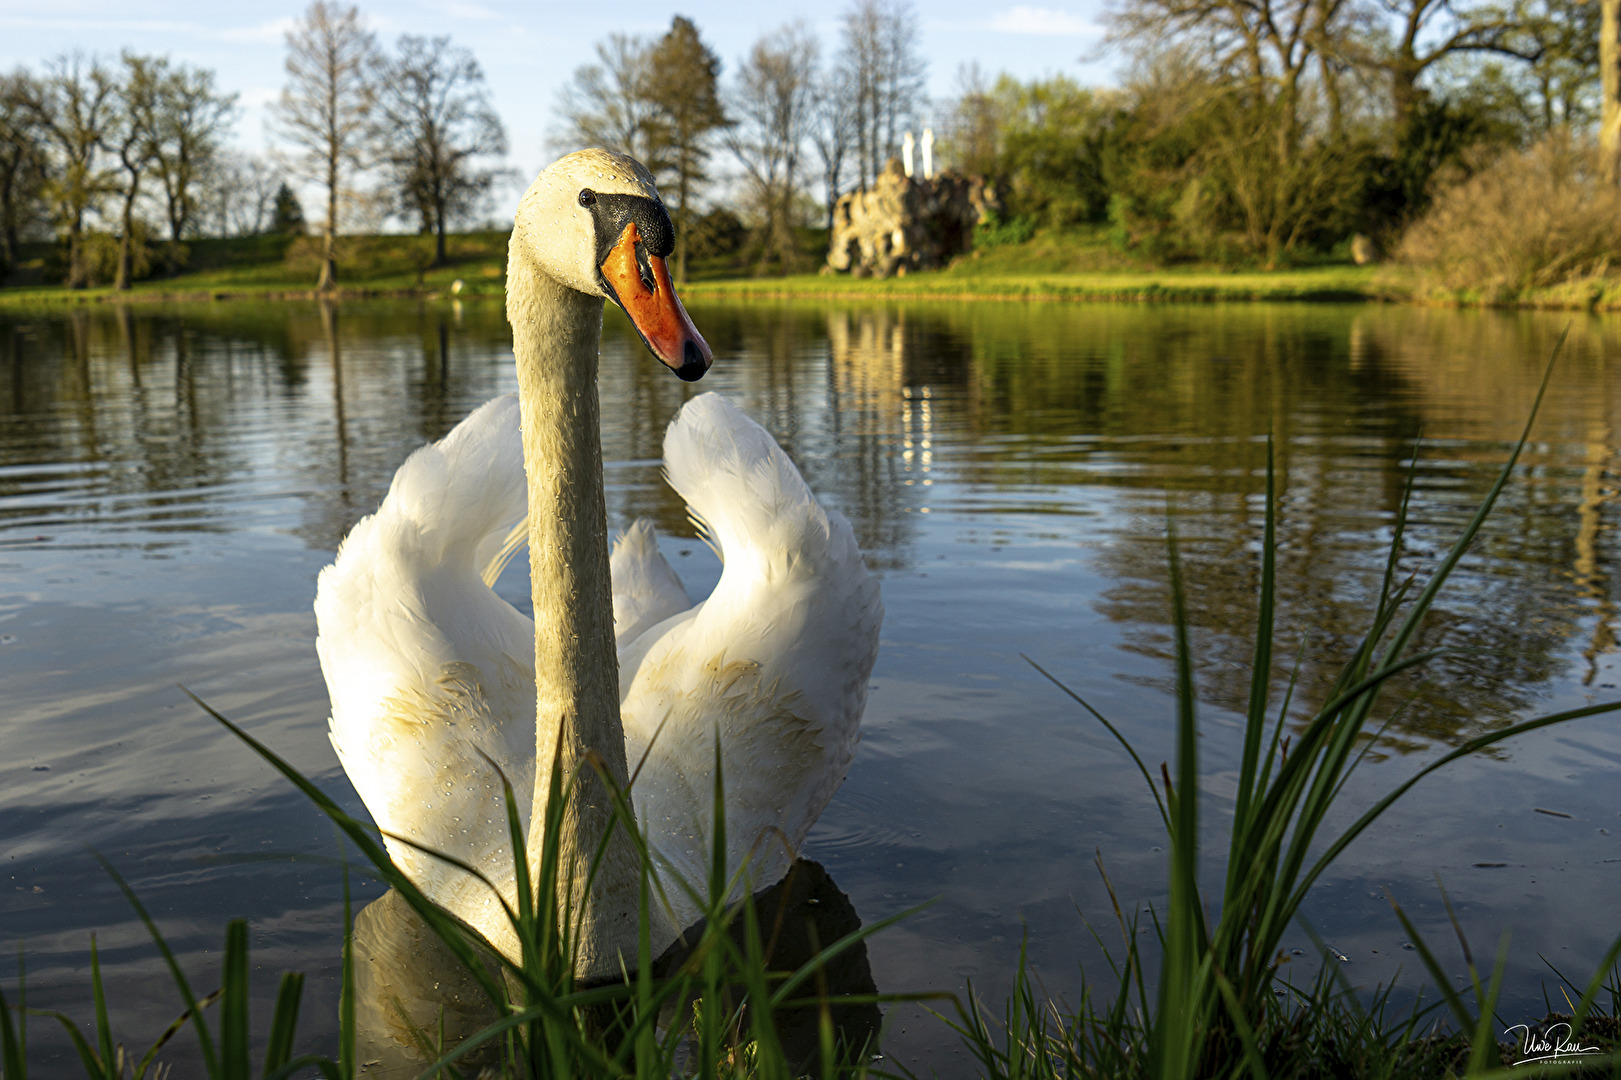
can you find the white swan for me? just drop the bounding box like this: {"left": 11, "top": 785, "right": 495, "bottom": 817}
{"left": 314, "top": 149, "right": 882, "bottom": 976}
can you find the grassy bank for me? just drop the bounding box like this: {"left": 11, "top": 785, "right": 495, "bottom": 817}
{"left": 10, "top": 224, "right": 1621, "bottom": 309}
{"left": 0, "top": 231, "right": 513, "bottom": 306}
{"left": 0, "top": 227, "right": 1389, "bottom": 308}
{"left": 682, "top": 264, "right": 1381, "bottom": 303}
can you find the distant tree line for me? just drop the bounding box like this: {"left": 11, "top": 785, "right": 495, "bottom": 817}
{"left": 554, "top": 0, "right": 927, "bottom": 278}
{"left": 7, "top": 0, "right": 1610, "bottom": 289}
{"left": 940, "top": 0, "right": 1612, "bottom": 268}
{"left": 554, "top": 0, "right": 1616, "bottom": 277}
{"left": 0, "top": 0, "right": 508, "bottom": 290}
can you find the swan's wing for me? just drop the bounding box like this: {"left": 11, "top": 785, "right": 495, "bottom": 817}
{"left": 620, "top": 393, "right": 883, "bottom": 924}
{"left": 611, "top": 518, "right": 691, "bottom": 648}
{"left": 316, "top": 394, "right": 536, "bottom": 949}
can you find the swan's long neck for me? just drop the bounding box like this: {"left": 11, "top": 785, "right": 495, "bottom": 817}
{"left": 509, "top": 257, "right": 660, "bottom": 979}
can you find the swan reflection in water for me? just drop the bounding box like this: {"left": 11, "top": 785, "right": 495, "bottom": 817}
{"left": 351, "top": 859, "right": 881, "bottom": 1076}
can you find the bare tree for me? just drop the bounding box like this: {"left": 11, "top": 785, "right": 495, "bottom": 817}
{"left": 29, "top": 53, "right": 118, "bottom": 288}
{"left": 1602, "top": 0, "right": 1621, "bottom": 180}
{"left": 644, "top": 17, "right": 727, "bottom": 282}
{"left": 0, "top": 70, "right": 48, "bottom": 279}
{"left": 810, "top": 64, "right": 859, "bottom": 231}
{"left": 837, "top": 0, "right": 927, "bottom": 188}
{"left": 1107, "top": 0, "right": 1354, "bottom": 180}
{"left": 153, "top": 64, "right": 237, "bottom": 242}
{"left": 554, "top": 34, "right": 667, "bottom": 169}
{"left": 110, "top": 52, "right": 166, "bottom": 289}
{"left": 944, "top": 62, "right": 1002, "bottom": 175}
{"left": 271, "top": 0, "right": 377, "bottom": 290}
{"left": 373, "top": 35, "right": 507, "bottom": 266}
{"left": 203, "top": 150, "right": 282, "bottom": 236}
{"left": 727, "top": 23, "right": 821, "bottom": 271}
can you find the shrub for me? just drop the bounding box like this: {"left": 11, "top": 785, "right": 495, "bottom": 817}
{"left": 946, "top": 74, "right": 1114, "bottom": 228}
{"left": 45, "top": 226, "right": 155, "bottom": 287}
{"left": 973, "top": 210, "right": 1036, "bottom": 248}
{"left": 1399, "top": 133, "right": 1621, "bottom": 301}
{"left": 686, "top": 206, "right": 747, "bottom": 259}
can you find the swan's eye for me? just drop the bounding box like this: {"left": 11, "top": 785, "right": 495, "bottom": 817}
{"left": 578, "top": 189, "right": 597, "bottom": 207}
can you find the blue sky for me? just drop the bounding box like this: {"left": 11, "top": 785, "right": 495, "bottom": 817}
{"left": 0, "top": 0, "right": 1118, "bottom": 184}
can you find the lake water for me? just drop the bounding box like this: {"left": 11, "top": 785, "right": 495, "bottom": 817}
{"left": 2, "top": 298, "right": 1619, "bottom": 1074}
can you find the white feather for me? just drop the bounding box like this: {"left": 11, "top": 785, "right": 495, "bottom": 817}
{"left": 316, "top": 392, "right": 882, "bottom": 936}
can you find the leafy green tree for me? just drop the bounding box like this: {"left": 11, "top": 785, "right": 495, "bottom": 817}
{"left": 1099, "top": 56, "right": 1370, "bottom": 265}
{"left": 950, "top": 74, "right": 1114, "bottom": 227}
{"left": 0, "top": 69, "right": 48, "bottom": 279}
{"left": 110, "top": 52, "right": 166, "bottom": 290}
{"left": 152, "top": 64, "right": 237, "bottom": 242}
{"left": 1365, "top": 0, "right": 1548, "bottom": 129}
{"left": 29, "top": 53, "right": 118, "bottom": 288}
{"left": 644, "top": 17, "right": 727, "bottom": 283}
{"left": 1497, "top": 0, "right": 1599, "bottom": 129}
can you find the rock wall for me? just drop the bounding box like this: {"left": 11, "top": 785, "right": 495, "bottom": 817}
{"left": 825, "top": 159, "right": 1001, "bottom": 278}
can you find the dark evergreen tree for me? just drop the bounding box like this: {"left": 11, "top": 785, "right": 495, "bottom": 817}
{"left": 646, "top": 17, "right": 727, "bottom": 282}
{"left": 271, "top": 181, "right": 306, "bottom": 235}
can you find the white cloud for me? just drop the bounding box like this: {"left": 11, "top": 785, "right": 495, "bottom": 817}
{"left": 990, "top": 5, "right": 1101, "bottom": 36}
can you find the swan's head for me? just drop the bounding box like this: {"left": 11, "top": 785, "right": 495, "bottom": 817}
{"left": 514, "top": 148, "right": 712, "bottom": 382}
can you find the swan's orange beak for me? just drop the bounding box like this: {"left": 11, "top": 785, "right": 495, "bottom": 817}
{"left": 599, "top": 221, "right": 712, "bottom": 382}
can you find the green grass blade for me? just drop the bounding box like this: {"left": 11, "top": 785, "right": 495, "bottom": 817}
{"left": 1293, "top": 697, "right": 1621, "bottom": 920}
{"left": 1153, "top": 510, "right": 1205, "bottom": 1080}
{"left": 1375, "top": 434, "right": 1422, "bottom": 629}
{"left": 1385, "top": 891, "right": 1476, "bottom": 1038}
{"left": 1377, "top": 327, "right": 1566, "bottom": 681}
{"left": 339, "top": 865, "right": 355, "bottom": 1080}
{"left": 133, "top": 990, "right": 224, "bottom": 1079}
{"left": 261, "top": 972, "right": 304, "bottom": 1076}
{"left": 1232, "top": 436, "right": 1277, "bottom": 844}
{"left": 91, "top": 851, "right": 221, "bottom": 1077}
{"left": 1564, "top": 927, "right": 1621, "bottom": 1041}
{"left": 1465, "top": 934, "right": 1511, "bottom": 1075}
{"left": 0, "top": 968, "right": 26, "bottom": 1080}
{"left": 183, "top": 688, "right": 511, "bottom": 1010}
{"left": 88, "top": 934, "right": 115, "bottom": 1078}
{"left": 262, "top": 1054, "right": 344, "bottom": 1080}
{"left": 41, "top": 1012, "right": 108, "bottom": 1079}
{"left": 1211, "top": 966, "right": 1271, "bottom": 1080}
{"left": 710, "top": 731, "right": 728, "bottom": 918}
{"left": 1024, "top": 655, "right": 1170, "bottom": 833}
{"left": 767, "top": 900, "right": 936, "bottom": 1009}
{"left": 221, "top": 920, "right": 250, "bottom": 1079}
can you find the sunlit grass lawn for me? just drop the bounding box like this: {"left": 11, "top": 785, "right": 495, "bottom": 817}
{"left": 681, "top": 263, "right": 1384, "bottom": 303}
{"left": 0, "top": 231, "right": 512, "bottom": 306}
{"left": 0, "top": 226, "right": 1393, "bottom": 307}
